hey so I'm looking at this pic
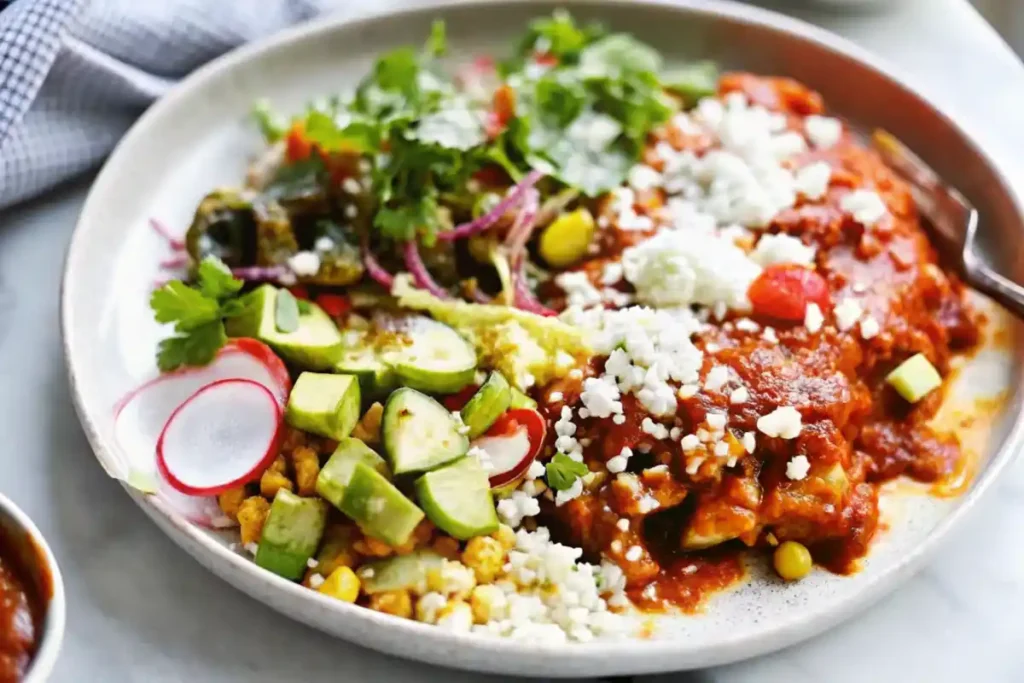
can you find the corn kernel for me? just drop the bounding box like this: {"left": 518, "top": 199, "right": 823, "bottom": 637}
{"left": 279, "top": 426, "right": 306, "bottom": 452}
{"left": 462, "top": 536, "right": 505, "bottom": 584}
{"left": 432, "top": 536, "right": 461, "bottom": 560}
{"left": 367, "top": 590, "right": 412, "bottom": 619}
{"left": 354, "top": 534, "right": 394, "bottom": 558}
{"left": 291, "top": 446, "right": 320, "bottom": 496}
{"left": 236, "top": 496, "right": 270, "bottom": 545}
{"left": 415, "top": 591, "right": 448, "bottom": 624}
{"left": 259, "top": 468, "right": 293, "bottom": 498}
{"left": 216, "top": 486, "right": 247, "bottom": 522}
{"left": 493, "top": 524, "right": 517, "bottom": 550}
{"left": 351, "top": 403, "right": 384, "bottom": 444}
{"left": 470, "top": 584, "right": 508, "bottom": 624}
{"left": 317, "top": 566, "right": 361, "bottom": 603}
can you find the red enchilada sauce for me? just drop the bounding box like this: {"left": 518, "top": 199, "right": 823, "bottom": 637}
{"left": 0, "top": 533, "right": 46, "bottom": 683}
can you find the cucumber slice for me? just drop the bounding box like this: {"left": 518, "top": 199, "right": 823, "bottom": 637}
{"left": 886, "top": 353, "right": 942, "bottom": 403}
{"left": 316, "top": 437, "right": 389, "bottom": 509}
{"left": 285, "top": 372, "right": 361, "bottom": 440}
{"left": 360, "top": 550, "right": 445, "bottom": 595}
{"left": 334, "top": 347, "right": 396, "bottom": 398}
{"left": 381, "top": 315, "right": 477, "bottom": 394}
{"left": 509, "top": 386, "right": 538, "bottom": 410}
{"left": 255, "top": 490, "right": 327, "bottom": 580}
{"left": 460, "top": 371, "right": 512, "bottom": 439}
{"left": 382, "top": 388, "right": 469, "bottom": 475}
{"left": 339, "top": 461, "right": 424, "bottom": 546}
{"left": 415, "top": 457, "right": 499, "bottom": 540}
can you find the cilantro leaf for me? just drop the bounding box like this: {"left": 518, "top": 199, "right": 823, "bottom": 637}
{"left": 662, "top": 60, "right": 719, "bottom": 106}
{"left": 509, "top": 10, "right": 605, "bottom": 69}
{"left": 545, "top": 452, "right": 589, "bottom": 491}
{"left": 150, "top": 281, "right": 220, "bottom": 331}
{"left": 196, "top": 256, "right": 243, "bottom": 301}
{"left": 304, "top": 111, "right": 380, "bottom": 154}
{"left": 156, "top": 321, "right": 227, "bottom": 372}
{"left": 426, "top": 19, "right": 447, "bottom": 58}
{"left": 252, "top": 99, "right": 288, "bottom": 142}
{"left": 579, "top": 34, "right": 662, "bottom": 79}
{"left": 410, "top": 103, "right": 487, "bottom": 151}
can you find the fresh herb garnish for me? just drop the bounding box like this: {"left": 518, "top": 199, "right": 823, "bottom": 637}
{"left": 275, "top": 288, "right": 300, "bottom": 333}
{"left": 252, "top": 99, "right": 288, "bottom": 143}
{"left": 545, "top": 452, "right": 589, "bottom": 491}
{"left": 150, "top": 257, "right": 246, "bottom": 372}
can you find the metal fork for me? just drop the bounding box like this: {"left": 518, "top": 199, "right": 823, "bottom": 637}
{"left": 872, "top": 129, "right": 1024, "bottom": 319}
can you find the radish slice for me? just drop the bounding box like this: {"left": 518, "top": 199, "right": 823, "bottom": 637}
{"left": 157, "top": 379, "right": 282, "bottom": 496}
{"left": 112, "top": 339, "right": 290, "bottom": 525}
{"left": 474, "top": 409, "right": 547, "bottom": 489}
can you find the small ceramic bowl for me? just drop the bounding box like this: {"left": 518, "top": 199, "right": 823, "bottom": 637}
{"left": 0, "top": 494, "right": 65, "bottom": 682}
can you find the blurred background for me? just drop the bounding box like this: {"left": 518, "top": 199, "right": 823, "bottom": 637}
{"left": 974, "top": 0, "right": 1024, "bottom": 53}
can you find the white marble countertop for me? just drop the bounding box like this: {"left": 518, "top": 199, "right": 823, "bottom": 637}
{"left": 3, "top": 0, "right": 1023, "bottom": 681}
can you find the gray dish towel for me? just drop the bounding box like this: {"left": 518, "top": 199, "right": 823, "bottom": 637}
{"left": 0, "top": 0, "right": 350, "bottom": 209}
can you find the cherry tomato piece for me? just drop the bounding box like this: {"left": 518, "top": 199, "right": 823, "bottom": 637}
{"left": 486, "top": 408, "right": 547, "bottom": 461}
{"left": 287, "top": 286, "right": 309, "bottom": 301}
{"left": 443, "top": 384, "right": 480, "bottom": 412}
{"left": 533, "top": 52, "right": 559, "bottom": 67}
{"left": 748, "top": 264, "right": 831, "bottom": 322}
{"left": 316, "top": 293, "right": 350, "bottom": 319}
{"left": 285, "top": 122, "right": 313, "bottom": 163}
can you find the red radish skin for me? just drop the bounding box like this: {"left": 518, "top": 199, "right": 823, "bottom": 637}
{"left": 156, "top": 378, "right": 283, "bottom": 496}
{"left": 475, "top": 409, "right": 547, "bottom": 488}
{"left": 112, "top": 339, "right": 291, "bottom": 524}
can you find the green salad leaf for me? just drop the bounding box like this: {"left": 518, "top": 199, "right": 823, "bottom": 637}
{"left": 150, "top": 256, "right": 247, "bottom": 372}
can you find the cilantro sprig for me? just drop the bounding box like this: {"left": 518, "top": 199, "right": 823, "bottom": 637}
{"left": 150, "top": 257, "right": 246, "bottom": 372}
{"left": 546, "top": 452, "right": 589, "bottom": 491}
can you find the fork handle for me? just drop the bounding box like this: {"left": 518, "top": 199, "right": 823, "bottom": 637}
{"left": 962, "top": 209, "right": 1024, "bottom": 319}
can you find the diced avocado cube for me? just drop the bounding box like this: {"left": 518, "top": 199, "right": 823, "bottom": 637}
{"left": 316, "top": 437, "right": 389, "bottom": 508}
{"left": 359, "top": 550, "right": 445, "bottom": 595}
{"left": 255, "top": 490, "right": 327, "bottom": 580}
{"left": 339, "top": 462, "right": 425, "bottom": 546}
{"left": 334, "top": 346, "right": 397, "bottom": 398}
{"left": 415, "top": 457, "right": 499, "bottom": 540}
{"left": 886, "top": 353, "right": 942, "bottom": 403}
{"left": 227, "top": 285, "right": 344, "bottom": 370}
{"left": 285, "top": 372, "right": 361, "bottom": 440}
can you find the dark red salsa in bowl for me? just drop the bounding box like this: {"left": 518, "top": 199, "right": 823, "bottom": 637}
{"left": 0, "top": 515, "right": 54, "bottom": 683}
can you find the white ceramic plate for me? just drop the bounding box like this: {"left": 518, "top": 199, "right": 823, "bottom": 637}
{"left": 62, "top": 0, "right": 1024, "bottom": 676}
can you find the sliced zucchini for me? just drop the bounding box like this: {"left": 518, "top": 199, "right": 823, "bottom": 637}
{"left": 315, "top": 437, "right": 389, "bottom": 509}
{"left": 359, "top": 550, "right": 445, "bottom": 595}
{"left": 382, "top": 388, "right": 469, "bottom": 475}
{"left": 381, "top": 315, "right": 477, "bottom": 394}
{"left": 338, "top": 461, "right": 424, "bottom": 546}
{"left": 460, "top": 371, "right": 512, "bottom": 439}
{"left": 508, "top": 386, "right": 538, "bottom": 410}
{"left": 415, "top": 457, "right": 499, "bottom": 540}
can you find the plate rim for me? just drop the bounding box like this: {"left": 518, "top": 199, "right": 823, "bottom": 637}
{"left": 60, "top": 0, "right": 1024, "bottom": 676}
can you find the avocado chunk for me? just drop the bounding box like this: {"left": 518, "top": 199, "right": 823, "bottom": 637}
{"left": 334, "top": 345, "right": 397, "bottom": 399}
{"left": 360, "top": 550, "right": 445, "bottom": 595}
{"left": 339, "top": 461, "right": 425, "bottom": 546}
{"left": 886, "top": 353, "right": 942, "bottom": 403}
{"left": 316, "top": 437, "right": 389, "bottom": 508}
{"left": 255, "top": 490, "right": 327, "bottom": 580}
{"left": 460, "top": 371, "right": 512, "bottom": 439}
{"left": 382, "top": 388, "right": 469, "bottom": 476}
{"left": 227, "top": 284, "right": 344, "bottom": 370}
{"left": 285, "top": 372, "right": 361, "bottom": 440}
{"left": 415, "top": 457, "right": 499, "bottom": 540}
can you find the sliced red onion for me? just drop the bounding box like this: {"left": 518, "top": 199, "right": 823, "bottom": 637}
{"left": 230, "top": 265, "right": 290, "bottom": 282}
{"left": 150, "top": 218, "right": 185, "bottom": 251}
{"left": 512, "top": 257, "right": 556, "bottom": 317}
{"left": 503, "top": 188, "right": 540, "bottom": 260}
{"left": 403, "top": 241, "right": 449, "bottom": 299}
{"left": 160, "top": 254, "right": 189, "bottom": 270}
{"left": 362, "top": 241, "right": 395, "bottom": 290}
{"left": 436, "top": 169, "right": 544, "bottom": 242}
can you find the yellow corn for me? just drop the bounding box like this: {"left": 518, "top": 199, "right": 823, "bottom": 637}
{"left": 461, "top": 536, "right": 506, "bottom": 584}
{"left": 291, "top": 445, "right": 320, "bottom": 496}
{"left": 538, "top": 209, "right": 596, "bottom": 268}
{"left": 493, "top": 524, "right": 517, "bottom": 550}
{"left": 216, "top": 486, "right": 247, "bottom": 522}
{"left": 317, "top": 566, "right": 361, "bottom": 603}
{"left": 237, "top": 496, "right": 270, "bottom": 545}
{"left": 470, "top": 584, "right": 508, "bottom": 624}
{"left": 351, "top": 403, "right": 384, "bottom": 445}
{"left": 368, "top": 590, "right": 413, "bottom": 619}
{"left": 259, "top": 468, "right": 293, "bottom": 498}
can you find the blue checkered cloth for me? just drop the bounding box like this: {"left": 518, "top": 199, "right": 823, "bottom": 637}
{"left": 0, "top": 0, "right": 348, "bottom": 208}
